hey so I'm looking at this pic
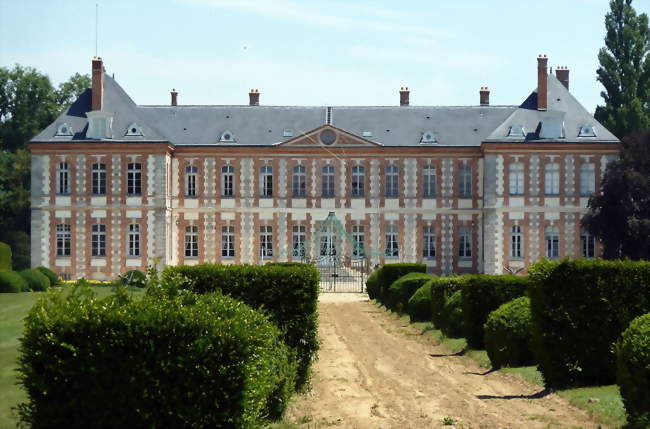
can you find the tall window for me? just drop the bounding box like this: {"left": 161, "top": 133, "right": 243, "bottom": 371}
{"left": 459, "top": 226, "right": 472, "bottom": 259}
{"left": 385, "top": 224, "right": 399, "bottom": 257}
{"left": 423, "top": 226, "right": 436, "bottom": 259}
{"left": 221, "top": 165, "right": 234, "bottom": 197}
{"left": 128, "top": 224, "right": 140, "bottom": 257}
{"left": 351, "top": 165, "right": 365, "bottom": 197}
{"left": 352, "top": 224, "right": 365, "bottom": 257}
{"left": 292, "top": 224, "right": 306, "bottom": 258}
{"left": 423, "top": 166, "right": 436, "bottom": 198}
{"left": 260, "top": 165, "right": 273, "bottom": 197}
{"left": 185, "top": 225, "right": 198, "bottom": 258}
{"left": 321, "top": 165, "right": 335, "bottom": 197}
{"left": 221, "top": 225, "right": 235, "bottom": 258}
{"left": 260, "top": 225, "right": 273, "bottom": 258}
{"left": 385, "top": 165, "right": 399, "bottom": 197}
{"left": 580, "top": 163, "right": 595, "bottom": 196}
{"left": 185, "top": 165, "right": 198, "bottom": 197}
{"left": 92, "top": 163, "right": 106, "bottom": 195}
{"left": 292, "top": 165, "right": 306, "bottom": 197}
{"left": 459, "top": 164, "right": 472, "bottom": 197}
{"left": 91, "top": 224, "right": 106, "bottom": 257}
{"left": 509, "top": 163, "right": 525, "bottom": 195}
{"left": 127, "top": 163, "right": 142, "bottom": 195}
{"left": 544, "top": 163, "right": 560, "bottom": 195}
{"left": 545, "top": 226, "right": 560, "bottom": 259}
{"left": 581, "top": 228, "right": 595, "bottom": 258}
{"left": 510, "top": 225, "right": 522, "bottom": 259}
{"left": 56, "top": 224, "right": 71, "bottom": 256}
{"left": 57, "top": 162, "right": 70, "bottom": 194}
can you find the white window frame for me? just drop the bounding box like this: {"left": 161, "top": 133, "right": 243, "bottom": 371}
{"left": 385, "top": 224, "right": 399, "bottom": 257}
{"left": 260, "top": 225, "right": 273, "bottom": 258}
{"left": 509, "top": 163, "right": 525, "bottom": 196}
{"left": 459, "top": 226, "right": 472, "bottom": 259}
{"left": 56, "top": 162, "right": 70, "bottom": 195}
{"left": 423, "top": 225, "right": 436, "bottom": 259}
{"left": 351, "top": 165, "right": 365, "bottom": 198}
{"left": 221, "top": 165, "right": 234, "bottom": 197}
{"left": 423, "top": 166, "right": 436, "bottom": 198}
{"left": 221, "top": 225, "right": 235, "bottom": 258}
{"left": 260, "top": 165, "right": 273, "bottom": 197}
{"left": 91, "top": 224, "right": 106, "bottom": 257}
{"left": 127, "top": 162, "right": 142, "bottom": 195}
{"left": 128, "top": 224, "right": 140, "bottom": 257}
{"left": 544, "top": 163, "right": 560, "bottom": 196}
{"left": 185, "top": 165, "right": 198, "bottom": 197}
{"left": 185, "top": 225, "right": 199, "bottom": 258}
{"left": 545, "top": 226, "right": 560, "bottom": 259}
{"left": 91, "top": 162, "right": 106, "bottom": 195}
{"left": 352, "top": 224, "right": 365, "bottom": 257}
{"left": 56, "top": 224, "right": 71, "bottom": 257}
{"left": 510, "top": 225, "right": 522, "bottom": 259}
{"left": 581, "top": 228, "right": 595, "bottom": 258}
{"left": 322, "top": 165, "right": 335, "bottom": 197}
{"left": 385, "top": 164, "right": 399, "bottom": 197}
{"left": 292, "top": 224, "right": 306, "bottom": 258}
{"left": 292, "top": 165, "right": 306, "bottom": 197}
{"left": 459, "top": 164, "right": 472, "bottom": 197}
{"left": 580, "top": 163, "right": 595, "bottom": 196}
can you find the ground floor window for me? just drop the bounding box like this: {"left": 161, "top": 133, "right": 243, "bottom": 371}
{"left": 292, "top": 224, "right": 306, "bottom": 258}
{"left": 385, "top": 224, "right": 399, "bottom": 257}
{"left": 128, "top": 224, "right": 140, "bottom": 257}
{"left": 545, "top": 226, "right": 559, "bottom": 259}
{"left": 510, "top": 225, "right": 522, "bottom": 259}
{"left": 221, "top": 225, "right": 235, "bottom": 258}
{"left": 459, "top": 226, "right": 472, "bottom": 259}
{"left": 56, "top": 224, "right": 71, "bottom": 257}
{"left": 352, "top": 224, "right": 365, "bottom": 257}
{"left": 423, "top": 225, "right": 435, "bottom": 259}
{"left": 581, "top": 228, "right": 595, "bottom": 258}
{"left": 260, "top": 225, "right": 273, "bottom": 258}
{"left": 185, "top": 225, "right": 199, "bottom": 258}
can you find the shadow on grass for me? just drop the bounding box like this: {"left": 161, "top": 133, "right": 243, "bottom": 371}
{"left": 476, "top": 388, "right": 552, "bottom": 400}
{"left": 429, "top": 349, "right": 466, "bottom": 358}
{"left": 464, "top": 367, "right": 499, "bottom": 376}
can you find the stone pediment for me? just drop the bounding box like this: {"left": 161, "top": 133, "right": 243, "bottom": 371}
{"left": 277, "top": 125, "right": 382, "bottom": 147}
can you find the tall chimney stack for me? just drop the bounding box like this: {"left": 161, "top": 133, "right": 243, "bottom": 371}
{"left": 249, "top": 89, "right": 260, "bottom": 106}
{"left": 91, "top": 57, "right": 104, "bottom": 111}
{"left": 555, "top": 66, "right": 570, "bottom": 90}
{"left": 537, "top": 54, "right": 548, "bottom": 111}
{"left": 400, "top": 87, "right": 410, "bottom": 106}
{"left": 171, "top": 89, "right": 178, "bottom": 106}
{"left": 479, "top": 87, "right": 490, "bottom": 106}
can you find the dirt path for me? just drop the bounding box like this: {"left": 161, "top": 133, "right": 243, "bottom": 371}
{"left": 286, "top": 294, "right": 604, "bottom": 429}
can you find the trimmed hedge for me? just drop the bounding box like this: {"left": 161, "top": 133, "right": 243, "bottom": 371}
{"left": 366, "top": 269, "right": 380, "bottom": 299}
{"left": 616, "top": 313, "right": 650, "bottom": 429}
{"left": 0, "top": 270, "right": 27, "bottom": 293}
{"left": 440, "top": 290, "right": 464, "bottom": 338}
{"left": 461, "top": 275, "right": 529, "bottom": 349}
{"left": 430, "top": 276, "right": 471, "bottom": 329}
{"left": 160, "top": 263, "right": 319, "bottom": 389}
{"left": 18, "top": 269, "right": 50, "bottom": 292}
{"left": 484, "top": 296, "right": 534, "bottom": 369}
{"left": 119, "top": 269, "right": 147, "bottom": 288}
{"left": 35, "top": 267, "right": 61, "bottom": 286}
{"left": 407, "top": 283, "right": 432, "bottom": 322}
{"left": 18, "top": 287, "right": 294, "bottom": 428}
{"left": 377, "top": 263, "right": 427, "bottom": 302}
{"left": 386, "top": 272, "right": 432, "bottom": 312}
{"left": 529, "top": 259, "right": 650, "bottom": 388}
{"left": 0, "top": 242, "right": 11, "bottom": 270}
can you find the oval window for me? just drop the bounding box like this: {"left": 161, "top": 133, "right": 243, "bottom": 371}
{"left": 320, "top": 130, "right": 336, "bottom": 145}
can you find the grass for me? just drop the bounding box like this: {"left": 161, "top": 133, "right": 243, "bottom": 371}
{"left": 557, "top": 385, "right": 626, "bottom": 429}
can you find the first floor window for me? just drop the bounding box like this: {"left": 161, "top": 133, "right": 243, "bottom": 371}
{"left": 221, "top": 225, "right": 235, "bottom": 257}
{"left": 128, "top": 224, "right": 140, "bottom": 257}
{"left": 459, "top": 164, "right": 472, "bottom": 197}
{"left": 56, "top": 224, "right": 71, "bottom": 256}
{"left": 351, "top": 165, "right": 365, "bottom": 197}
{"left": 352, "top": 224, "right": 365, "bottom": 257}
{"left": 221, "top": 165, "right": 234, "bottom": 197}
{"left": 545, "top": 226, "right": 560, "bottom": 259}
{"left": 292, "top": 165, "right": 306, "bottom": 197}
{"left": 127, "top": 163, "right": 142, "bottom": 195}
{"left": 260, "top": 225, "right": 273, "bottom": 258}
{"left": 185, "top": 165, "right": 198, "bottom": 197}
{"left": 185, "top": 225, "right": 198, "bottom": 258}
{"left": 510, "top": 225, "right": 522, "bottom": 259}
{"left": 292, "top": 225, "right": 306, "bottom": 258}
{"left": 509, "top": 163, "right": 525, "bottom": 195}
{"left": 91, "top": 224, "right": 106, "bottom": 257}
{"left": 322, "top": 165, "right": 335, "bottom": 197}
{"left": 57, "top": 162, "right": 70, "bottom": 194}
{"left": 581, "top": 228, "right": 595, "bottom": 258}
{"left": 260, "top": 165, "right": 273, "bottom": 197}
{"left": 459, "top": 226, "right": 472, "bottom": 259}
{"left": 92, "top": 162, "right": 106, "bottom": 195}
{"left": 385, "top": 224, "right": 399, "bottom": 257}
{"left": 423, "top": 166, "right": 436, "bottom": 198}
{"left": 544, "top": 163, "right": 560, "bottom": 195}
{"left": 580, "top": 163, "right": 596, "bottom": 196}
{"left": 385, "top": 165, "right": 399, "bottom": 197}
{"left": 423, "top": 226, "right": 436, "bottom": 259}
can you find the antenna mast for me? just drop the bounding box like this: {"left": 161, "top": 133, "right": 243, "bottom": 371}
{"left": 95, "top": 3, "right": 99, "bottom": 56}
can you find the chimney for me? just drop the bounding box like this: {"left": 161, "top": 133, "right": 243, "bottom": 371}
{"left": 171, "top": 89, "right": 178, "bottom": 106}
{"left": 537, "top": 54, "right": 548, "bottom": 110}
{"left": 555, "top": 66, "right": 570, "bottom": 90}
{"left": 91, "top": 57, "right": 104, "bottom": 111}
{"left": 399, "top": 87, "right": 410, "bottom": 106}
{"left": 479, "top": 87, "right": 490, "bottom": 106}
{"left": 249, "top": 89, "right": 260, "bottom": 106}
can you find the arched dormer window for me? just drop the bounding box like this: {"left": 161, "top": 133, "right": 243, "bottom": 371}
{"left": 55, "top": 123, "right": 74, "bottom": 137}
{"left": 219, "top": 130, "right": 236, "bottom": 143}
{"left": 125, "top": 123, "right": 144, "bottom": 137}
{"left": 420, "top": 131, "right": 437, "bottom": 144}
{"left": 578, "top": 124, "right": 597, "bottom": 137}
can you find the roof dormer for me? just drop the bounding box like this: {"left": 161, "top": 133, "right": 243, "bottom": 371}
{"left": 420, "top": 131, "right": 437, "bottom": 144}
{"left": 219, "top": 130, "right": 236, "bottom": 143}
{"left": 125, "top": 123, "right": 144, "bottom": 137}
{"left": 86, "top": 111, "right": 113, "bottom": 140}
{"left": 578, "top": 124, "right": 597, "bottom": 137}
{"left": 55, "top": 123, "right": 74, "bottom": 137}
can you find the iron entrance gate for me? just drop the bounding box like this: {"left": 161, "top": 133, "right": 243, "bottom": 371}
{"left": 315, "top": 255, "right": 367, "bottom": 293}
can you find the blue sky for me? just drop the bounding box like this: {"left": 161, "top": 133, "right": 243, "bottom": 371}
{"left": 1, "top": 0, "right": 648, "bottom": 112}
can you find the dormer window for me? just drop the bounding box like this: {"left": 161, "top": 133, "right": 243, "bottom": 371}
{"left": 283, "top": 128, "right": 294, "bottom": 137}
{"left": 125, "top": 123, "right": 144, "bottom": 137}
{"left": 55, "top": 123, "right": 73, "bottom": 137}
{"left": 219, "top": 130, "right": 236, "bottom": 143}
{"left": 362, "top": 131, "right": 373, "bottom": 138}
{"left": 86, "top": 111, "right": 113, "bottom": 140}
{"left": 578, "top": 124, "right": 597, "bottom": 137}
{"left": 507, "top": 125, "right": 526, "bottom": 137}
{"left": 539, "top": 119, "right": 565, "bottom": 139}
{"left": 420, "top": 131, "right": 437, "bottom": 144}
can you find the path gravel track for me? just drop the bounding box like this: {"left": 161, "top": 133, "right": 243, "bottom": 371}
{"left": 286, "top": 294, "right": 605, "bottom": 429}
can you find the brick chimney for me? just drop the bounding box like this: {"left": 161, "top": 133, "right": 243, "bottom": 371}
{"left": 555, "top": 66, "right": 569, "bottom": 90}
{"left": 91, "top": 57, "right": 104, "bottom": 111}
{"left": 249, "top": 89, "right": 260, "bottom": 106}
{"left": 479, "top": 87, "right": 490, "bottom": 106}
{"left": 171, "top": 88, "right": 178, "bottom": 106}
{"left": 400, "top": 87, "right": 410, "bottom": 106}
{"left": 537, "top": 54, "right": 548, "bottom": 111}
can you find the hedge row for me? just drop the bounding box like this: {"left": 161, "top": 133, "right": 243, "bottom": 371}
{"left": 0, "top": 241, "right": 11, "bottom": 270}
{"left": 407, "top": 283, "right": 432, "bottom": 322}
{"left": 161, "top": 263, "right": 319, "bottom": 389}
{"left": 367, "top": 263, "right": 427, "bottom": 305}
{"left": 430, "top": 276, "right": 470, "bottom": 328}
{"left": 484, "top": 296, "right": 534, "bottom": 369}
{"left": 18, "top": 286, "right": 294, "bottom": 428}
{"left": 386, "top": 272, "right": 432, "bottom": 312}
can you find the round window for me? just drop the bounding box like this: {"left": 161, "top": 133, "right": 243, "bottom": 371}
{"left": 61, "top": 127, "right": 68, "bottom": 134}
{"left": 131, "top": 127, "right": 137, "bottom": 134}
{"left": 223, "top": 133, "right": 231, "bottom": 140}
{"left": 320, "top": 130, "right": 336, "bottom": 145}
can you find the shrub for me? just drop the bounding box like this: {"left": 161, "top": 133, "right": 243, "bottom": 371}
{"left": 18, "top": 286, "right": 295, "bottom": 428}
{"left": 529, "top": 259, "right": 650, "bottom": 388}
{"left": 461, "top": 275, "right": 529, "bottom": 349}
{"left": 18, "top": 269, "right": 50, "bottom": 292}
{"left": 0, "top": 270, "right": 27, "bottom": 293}
{"left": 616, "top": 313, "right": 650, "bottom": 429}
{"left": 0, "top": 242, "right": 11, "bottom": 270}
{"left": 484, "top": 296, "right": 534, "bottom": 369}
{"left": 430, "top": 276, "right": 472, "bottom": 329}
{"left": 35, "top": 267, "right": 61, "bottom": 286}
{"left": 407, "top": 283, "right": 433, "bottom": 322}
{"left": 160, "top": 263, "right": 319, "bottom": 389}
{"left": 366, "top": 269, "right": 380, "bottom": 299}
{"left": 440, "top": 290, "right": 464, "bottom": 338}
{"left": 386, "top": 272, "right": 432, "bottom": 312}
{"left": 119, "top": 269, "right": 147, "bottom": 288}
{"left": 376, "top": 263, "right": 427, "bottom": 303}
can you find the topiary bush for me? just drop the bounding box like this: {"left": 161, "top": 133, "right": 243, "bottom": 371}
{"left": 35, "top": 267, "right": 61, "bottom": 286}
{"left": 407, "top": 282, "right": 433, "bottom": 323}
{"left": 430, "top": 276, "right": 472, "bottom": 329}
{"left": 0, "top": 242, "right": 11, "bottom": 270}
{"left": 386, "top": 272, "right": 432, "bottom": 312}
{"left": 376, "top": 263, "right": 427, "bottom": 304}
{"left": 366, "top": 269, "right": 380, "bottom": 299}
{"left": 484, "top": 296, "right": 534, "bottom": 369}
{"left": 118, "top": 269, "right": 147, "bottom": 288}
{"left": 616, "top": 313, "right": 650, "bottom": 429}
{"left": 461, "top": 274, "right": 529, "bottom": 349}
{"left": 529, "top": 259, "right": 650, "bottom": 389}
{"left": 18, "top": 286, "right": 295, "bottom": 428}
{"left": 18, "top": 269, "right": 50, "bottom": 292}
{"left": 0, "top": 270, "right": 27, "bottom": 293}
{"left": 440, "top": 290, "right": 464, "bottom": 338}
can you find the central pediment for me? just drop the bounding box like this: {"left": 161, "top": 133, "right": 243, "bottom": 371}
{"left": 276, "top": 125, "right": 382, "bottom": 147}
